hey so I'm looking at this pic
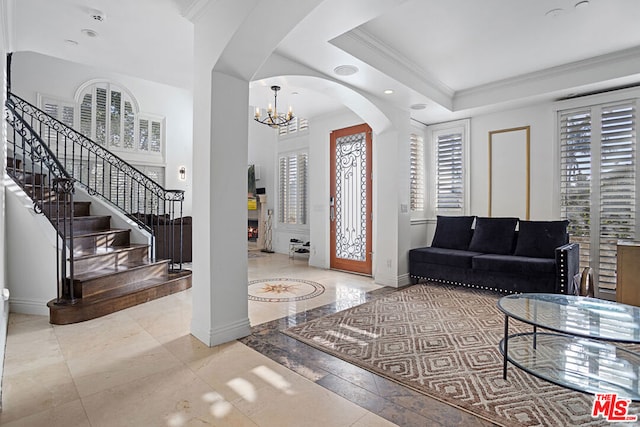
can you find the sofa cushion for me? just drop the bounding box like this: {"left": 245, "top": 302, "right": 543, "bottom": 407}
{"left": 410, "top": 247, "right": 483, "bottom": 269}
{"left": 468, "top": 217, "right": 518, "bottom": 255}
{"left": 514, "top": 220, "right": 569, "bottom": 259}
{"left": 472, "top": 254, "right": 556, "bottom": 275}
{"left": 431, "top": 215, "right": 475, "bottom": 250}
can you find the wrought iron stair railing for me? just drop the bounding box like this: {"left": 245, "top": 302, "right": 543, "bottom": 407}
{"left": 5, "top": 99, "right": 77, "bottom": 304}
{"left": 6, "top": 92, "right": 186, "bottom": 270}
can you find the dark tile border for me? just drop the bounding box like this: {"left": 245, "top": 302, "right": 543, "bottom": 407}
{"left": 240, "top": 286, "right": 498, "bottom": 427}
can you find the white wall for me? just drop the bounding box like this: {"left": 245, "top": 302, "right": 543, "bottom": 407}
{"left": 410, "top": 101, "right": 559, "bottom": 251}
{"left": 469, "top": 102, "right": 556, "bottom": 220}
{"left": 10, "top": 51, "right": 194, "bottom": 215}
{"left": 0, "top": 46, "right": 8, "bottom": 404}
{"left": 5, "top": 183, "right": 58, "bottom": 315}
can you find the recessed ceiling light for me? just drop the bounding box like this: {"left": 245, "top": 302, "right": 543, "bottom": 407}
{"left": 384, "top": 89, "right": 394, "bottom": 95}
{"left": 574, "top": 1, "right": 589, "bottom": 9}
{"left": 545, "top": 8, "right": 564, "bottom": 17}
{"left": 410, "top": 103, "right": 427, "bottom": 110}
{"left": 334, "top": 65, "right": 359, "bottom": 76}
{"left": 64, "top": 39, "right": 79, "bottom": 46}
{"left": 81, "top": 28, "right": 99, "bottom": 38}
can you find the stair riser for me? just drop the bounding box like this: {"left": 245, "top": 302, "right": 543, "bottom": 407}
{"left": 73, "top": 261, "right": 169, "bottom": 299}
{"left": 58, "top": 216, "right": 111, "bottom": 235}
{"left": 48, "top": 273, "right": 192, "bottom": 325}
{"left": 43, "top": 202, "right": 91, "bottom": 218}
{"left": 73, "top": 246, "right": 150, "bottom": 275}
{"left": 7, "top": 158, "right": 22, "bottom": 169}
{"left": 10, "top": 171, "right": 47, "bottom": 185}
{"left": 72, "top": 230, "right": 131, "bottom": 251}
{"left": 23, "top": 187, "right": 56, "bottom": 201}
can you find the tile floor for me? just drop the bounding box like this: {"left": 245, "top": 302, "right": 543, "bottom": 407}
{"left": 0, "top": 252, "right": 493, "bottom": 426}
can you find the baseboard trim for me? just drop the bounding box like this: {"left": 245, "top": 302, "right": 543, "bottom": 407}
{"left": 191, "top": 317, "right": 252, "bottom": 347}
{"left": 375, "top": 273, "right": 412, "bottom": 288}
{"left": 9, "top": 298, "right": 49, "bottom": 316}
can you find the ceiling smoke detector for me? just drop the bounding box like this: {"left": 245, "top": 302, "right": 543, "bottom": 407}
{"left": 89, "top": 9, "right": 106, "bottom": 22}
{"left": 81, "top": 28, "right": 99, "bottom": 38}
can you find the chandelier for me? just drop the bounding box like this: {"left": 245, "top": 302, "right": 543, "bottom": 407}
{"left": 254, "top": 85, "right": 294, "bottom": 129}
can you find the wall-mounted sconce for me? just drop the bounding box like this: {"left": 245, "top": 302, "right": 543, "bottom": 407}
{"left": 178, "top": 166, "right": 186, "bottom": 180}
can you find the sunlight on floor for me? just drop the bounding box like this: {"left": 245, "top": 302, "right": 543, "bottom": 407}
{"left": 0, "top": 252, "right": 396, "bottom": 427}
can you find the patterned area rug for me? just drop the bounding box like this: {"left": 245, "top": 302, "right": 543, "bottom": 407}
{"left": 248, "top": 278, "right": 325, "bottom": 302}
{"left": 283, "top": 284, "right": 640, "bottom": 427}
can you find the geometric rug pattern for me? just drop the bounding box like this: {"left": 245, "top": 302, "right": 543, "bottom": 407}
{"left": 248, "top": 278, "right": 325, "bottom": 303}
{"left": 283, "top": 284, "right": 640, "bottom": 427}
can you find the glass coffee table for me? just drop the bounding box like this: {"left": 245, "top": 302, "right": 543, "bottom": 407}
{"left": 497, "top": 293, "right": 640, "bottom": 400}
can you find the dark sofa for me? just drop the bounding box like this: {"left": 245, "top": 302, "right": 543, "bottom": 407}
{"left": 409, "top": 216, "right": 580, "bottom": 294}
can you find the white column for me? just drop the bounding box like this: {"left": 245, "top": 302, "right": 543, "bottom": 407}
{"left": 190, "top": 70, "right": 251, "bottom": 345}
{"left": 373, "top": 109, "right": 412, "bottom": 287}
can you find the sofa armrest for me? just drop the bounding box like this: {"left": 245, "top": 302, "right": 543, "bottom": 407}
{"left": 555, "top": 242, "right": 580, "bottom": 295}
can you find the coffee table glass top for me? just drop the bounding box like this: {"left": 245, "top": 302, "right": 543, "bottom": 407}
{"left": 498, "top": 293, "right": 640, "bottom": 343}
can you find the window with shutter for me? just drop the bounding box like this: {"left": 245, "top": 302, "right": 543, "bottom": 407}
{"left": 436, "top": 132, "right": 464, "bottom": 210}
{"left": 40, "top": 96, "right": 75, "bottom": 144}
{"left": 409, "top": 133, "right": 425, "bottom": 212}
{"left": 427, "top": 119, "right": 469, "bottom": 215}
{"left": 277, "top": 116, "right": 309, "bottom": 137}
{"left": 74, "top": 81, "right": 164, "bottom": 157}
{"left": 559, "top": 100, "right": 637, "bottom": 292}
{"left": 278, "top": 151, "right": 308, "bottom": 225}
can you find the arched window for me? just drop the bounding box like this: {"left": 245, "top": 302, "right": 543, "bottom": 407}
{"left": 75, "top": 80, "right": 164, "bottom": 156}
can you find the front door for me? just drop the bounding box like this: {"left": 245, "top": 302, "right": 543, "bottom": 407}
{"left": 330, "top": 123, "right": 372, "bottom": 275}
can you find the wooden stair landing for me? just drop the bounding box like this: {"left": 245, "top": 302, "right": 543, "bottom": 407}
{"left": 48, "top": 270, "right": 191, "bottom": 325}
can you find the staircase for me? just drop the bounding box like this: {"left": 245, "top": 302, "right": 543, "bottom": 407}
{"left": 5, "top": 93, "right": 192, "bottom": 325}
{"left": 46, "top": 201, "right": 191, "bottom": 325}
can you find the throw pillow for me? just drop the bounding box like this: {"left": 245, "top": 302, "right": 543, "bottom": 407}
{"left": 514, "top": 220, "right": 569, "bottom": 259}
{"left": 431, "top": 215, "right": 475, "bottom": 250}
{"left": 468, "top": 217, "right": 518, "bottom": 255}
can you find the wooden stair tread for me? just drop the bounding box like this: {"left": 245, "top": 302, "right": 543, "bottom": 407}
{"left": 71, "top": 228, "right": 130, "bottom": 239}
{"left": 73, "top": 244, "right": 149, "bottom": 259}
{"left": 65, "top": 215, "right": 111, "bottom": 221}
{"left": 83, "top": 275, "right": 179, "bottom": 301}
{"left": 72, "top": 259, "right": 169, "bottom": 282}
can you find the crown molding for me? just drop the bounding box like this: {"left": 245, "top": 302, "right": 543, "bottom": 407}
{"left": 181, "top": 0, "right": 214, "bottom": 22}
{"left": 0, "top": 0, "right": 15, "bottom": 51}
{"left": 455, "top": 45, "right": 640, "bottom": 110}
{"left": 331, "top": 27, "right": 454, "bottom": 109}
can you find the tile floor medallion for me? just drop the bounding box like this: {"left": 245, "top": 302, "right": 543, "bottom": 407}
{"left": 248, "top": 278, "right": 325, "bottom": 302}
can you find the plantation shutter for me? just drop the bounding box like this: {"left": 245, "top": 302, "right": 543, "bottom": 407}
{"left": 80, "top": 93, "right": 93, "bottom": 137}
{"left": 560, "top": 109, "right": 593, "bottom": 276}
{"left": 41, "top": 97, "right": 74, "bottom": 128}
{"left": 599, "top": 102, "right": 636, "bottom": 289}
{"left": 409, "top": 133, "right": 425, "bottom": 212}
{"left": 95, "top": 86, "right": 107, "bottom": 146}
{"left": 559, "top": 101, "right": 637, "bottom": 292}
{"left": 40, "top": 97, "right": 75, "bottom": 145}
{"left": 436, "top": 132, "right": 464, "bottom": 210}
{"left": 278, "top": 152, "right": 308, "bottom": 225}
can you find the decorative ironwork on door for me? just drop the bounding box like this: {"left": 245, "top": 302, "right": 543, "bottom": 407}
{"left": 335, "top": 131, "right": 367, "bottom": 261}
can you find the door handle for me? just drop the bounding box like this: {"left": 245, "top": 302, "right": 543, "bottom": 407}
{"left": 329, "top": 196, "right": 335, "bottom": 222}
